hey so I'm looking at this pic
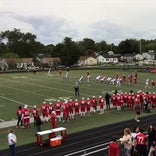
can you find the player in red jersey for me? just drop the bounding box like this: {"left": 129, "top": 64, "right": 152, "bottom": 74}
{"left": 50, "top": 111, "right": 57, "bottom": 129}
{"left": 16, "top": 106, "right": 23, "bottom": 128}
{"left": 151, "top": 92, "right": 156, "bottom": 107}
{"left": 74, "top": 99, "right": 80, "bottom": 116}
{"left": 59, "top": 69, "right": 62, "bottom": 77}
{"left": 122, "top": 74, "right": 126, "bottom": 83}
{"left": 116, "top": 93, "right": 121, "bottom": 111}
{"left": 127, "top": 93, "right": 132, "bottom": 109}
{"left": 41, "top": 101, "right": 49, "bottom": 123}
{"left": 62, "top": 100, "right": 69, "bottom": 123}
{"left": 32, "top": 105, "right": 39, "bottom": 126}
{"left": 108, "top": 136, "right": 120, "bottom": 156}
{"left": 135, "top": 129, "right": 147, "bottom": 156}
{"left": 151, "top": 80, "right": 156, "bottom": 88}
{"left": 134, "top": 71, "right": 138, "bottom": 84}
{"left": 80, "top": 97, "right": 86, "bottom": 117}
{"left": 111, "top": 94, "right": 117, "bottom": 108}
{"left": 99, "top": 96, "right": 105, "bottom": 114}
{"left": 123, "top": 92, "right": 128, "bottom": 109}
{"left": 22, "top": 105, "right": 31, "bottom": 128}
{"left": 48, "top": 102, "right": 53, "bottom": 115}
{"left": 55, "top": 100, "right": 62, "bottom": 121}
{"left": 91, "top": 96, "right": 97, "bottom": 114}
{"left": 86, "top": 98, "right": 91, "bottom": 116}
{"left": 128, "top": 74, "right": 133, "bottom": 85}
{"left": 68, "top": 99, "right": 75, "bottom": 119}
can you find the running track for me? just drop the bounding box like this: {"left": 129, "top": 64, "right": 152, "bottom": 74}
{"left": 1, "top": 114, "right": 156, "bottom": 156}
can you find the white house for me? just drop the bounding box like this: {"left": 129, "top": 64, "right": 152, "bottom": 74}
{"left": 96, "top": 55, "right": 105, "bottom": 64}
{"left": 96, "top": 55, "right": 118, "bottom": 64}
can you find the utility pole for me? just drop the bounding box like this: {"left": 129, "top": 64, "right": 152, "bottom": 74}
{"left": 139, "top": 40, "right": 142, "bottom": 55}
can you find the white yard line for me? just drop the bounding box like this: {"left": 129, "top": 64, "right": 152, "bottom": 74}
{"left": 0, "top": 95, "right": 33, "bottom": 108}
{"left": 0, "top": 118, "right": 5, "bottom": 122}
{"left": 0, "top": 77, "right": 91, "bottom": 97}
{"left": 0, "top": 84, "right": 50, "bottom": 98}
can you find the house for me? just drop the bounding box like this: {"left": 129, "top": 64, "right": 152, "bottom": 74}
{"left": 96, "top": 55, "right": 105, "bottom": 64}
{"left": 142, "top": 52, "right": 155, "bottom": 60}
{"left": 103, "top": 54, "right": 119, "bottom": 64}
{"left": 134, "top": 54, "right": 144, "bottom": 61}
{"left": 40, "top": 57, "right": 60, "bottom": 66}
{"left": 96, "top": 54, "right": 118, "bottom": 64}
{"left": 78, "top": 56, "right": 97, "bottom": 66}
{"left": 121, "top": 54, "right": 136, "bottom": 63}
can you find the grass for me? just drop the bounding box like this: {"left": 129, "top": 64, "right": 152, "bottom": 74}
{"left": 0, "top": 69, "right": 156, "bottom": 150}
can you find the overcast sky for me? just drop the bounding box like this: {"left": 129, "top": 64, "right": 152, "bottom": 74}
{"left": 0, "top": 0, "right": 156, "bottom": 45}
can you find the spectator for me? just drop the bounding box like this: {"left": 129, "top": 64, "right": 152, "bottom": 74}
{"left": 147, "top": 125, "right": 156, "bottom": 155}
{"left": 131, "top": 126, "right": 141, "bottom": 156}
{"left": 8, "top": 129, "right": 17, "bottom": 156}
{"left": 120, "top": 128, "right": 132, "bottom": 156}
{"left": 135, "top": 128, "right": 147, "bottom": 156}
{"left": 108, "top": 136, "right": 120, "bottom": 156}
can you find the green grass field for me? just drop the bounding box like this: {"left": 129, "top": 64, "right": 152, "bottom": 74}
{"left": 0, "top": 69, "right": 155, "bottom": 121}
{"left": 0, "top": 69, "right": 155, "bottom": 150}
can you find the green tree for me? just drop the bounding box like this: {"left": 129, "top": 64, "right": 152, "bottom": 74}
{"left": 0, "top": 28, "right": 44, "bottom": 58}
{"left": 59, "top": 37, "right": 80, "bottom": 66}
{"left": 118, "top": 39, "right": 139, "bottom": 55}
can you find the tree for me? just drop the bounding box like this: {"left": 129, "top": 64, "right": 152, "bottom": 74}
{"left": 78, "top": 38, "right": 96, "bottom": 56}
{"left": 118, "top": 39, "right": 139, "bottom": 55}
{"left": 59, "top": 37, "right": 80, "bottom": 66}
{"left": 0, "top": 28, "right": 44, "bottom": 58}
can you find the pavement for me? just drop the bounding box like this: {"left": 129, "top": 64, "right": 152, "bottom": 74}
{"left": 0, "top": 117, "right": 34, "bottom": 128}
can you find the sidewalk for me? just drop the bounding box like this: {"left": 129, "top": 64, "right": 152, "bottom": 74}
{"left": 0, "top": 118, "right": 34, "bottom": 129}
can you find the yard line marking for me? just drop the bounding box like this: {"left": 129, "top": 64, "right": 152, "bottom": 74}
{"left": 0, "top": 95, "right": 33, "bottom": 108}
{"left": 0, "top": 77, "right": 92, "bottom": 97}
{"left": 0, "top": 118, "right": 5, "bottom": 122}
{"left": 0, "top": 84, "right": 50, "bottom": 98}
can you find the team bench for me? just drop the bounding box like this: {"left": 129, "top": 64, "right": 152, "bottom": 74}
{"left": 36, "top": 127, "right": 67, "bottom": 147}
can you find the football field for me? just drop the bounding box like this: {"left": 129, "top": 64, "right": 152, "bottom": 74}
{"left": 0, "top": 69, "right": 155, "bottom": 121}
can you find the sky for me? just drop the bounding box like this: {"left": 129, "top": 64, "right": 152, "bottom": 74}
{"left": 0, "top": 0, "right": 156, "bottom": 45}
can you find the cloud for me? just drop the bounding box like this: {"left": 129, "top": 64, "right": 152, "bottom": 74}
{"left": 0, "top": 12, "right": 78, "bottom": 45}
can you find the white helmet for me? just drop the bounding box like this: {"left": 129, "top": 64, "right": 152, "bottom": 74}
{"left": 75, "top": 99, "right": 78, "bottom": 102}
{"left": 49, "top": 102, "right": 52, "bottom": 105}
{"left": 33, "top": 105, "right": 37, "bottom": 108}
{"left": 43, "top": 101, "right": 46, "bottom": 104}
{"left": 57, "top": 100, "right": 60, "bottom": 102}
{"left": 99, "top": 96, "right": 102, "bottom": 98}
{"left": 24, "top": 105, "right": 28, "bottom": 109}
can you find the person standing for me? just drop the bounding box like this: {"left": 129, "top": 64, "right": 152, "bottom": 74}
{"left": 135, "top": 129, "right": 147, "bottom": 156}
{"left": 108, "top": 136, "right": 120, "bottom": 156}
{"left": 74, "top": 82, "right": 79, "bottom": 96}
{"left": 35, "top": 115, "right": 43, "bottom": 136}
{"left": 32, "top": 105, "right": 39, "bottom": 127}
{"left": 120, "top": 128, "right": 132, "bottom": 156}
{"left": 105, "top": 92, "right": 111, "bottom": 109}
{"left": 16, "top": 106, "right": 23, "bottom": 128}
{"left": 8, "top": 129, "right": 17, "bottom": 156}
